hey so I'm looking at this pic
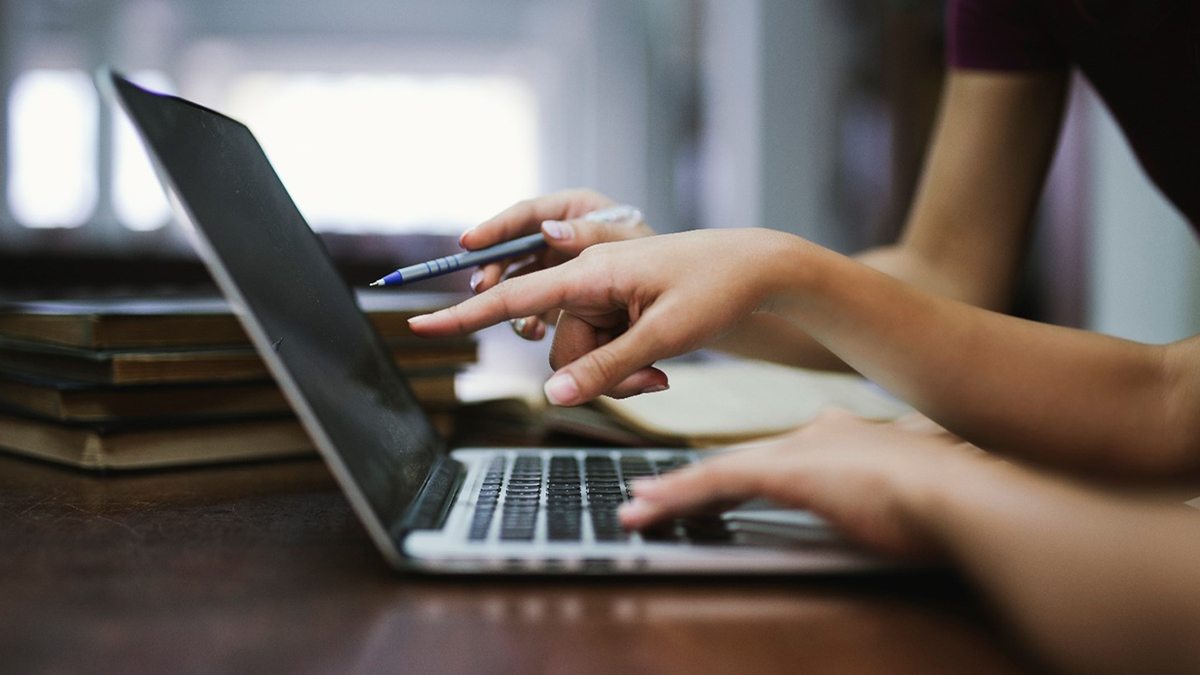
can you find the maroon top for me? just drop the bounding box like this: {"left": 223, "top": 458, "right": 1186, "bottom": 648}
{"left": 947, "top": 0, "right": 1200, "bottom": 226}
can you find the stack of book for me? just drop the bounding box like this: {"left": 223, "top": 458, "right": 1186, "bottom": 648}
{"left": 0, "top": 291, "right": 474, "bottom": 471}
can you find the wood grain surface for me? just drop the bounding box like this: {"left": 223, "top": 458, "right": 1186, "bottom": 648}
{"left": 0, "top": 438, "right": 1038, "bottom": 675}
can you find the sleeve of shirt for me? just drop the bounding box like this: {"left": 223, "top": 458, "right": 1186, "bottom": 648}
{"left": 947, "top": 0, "right": 1068, "bottom": 70}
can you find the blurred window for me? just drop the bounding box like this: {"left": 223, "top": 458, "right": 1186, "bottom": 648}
{"left": 222, "top": 72, "right": 540, "bottom": 234}
{"left": 113, "top": 70, "right": 175, "bottom": 231}
{"left": 8, "top": 69, "right": 98, "bottom": 228}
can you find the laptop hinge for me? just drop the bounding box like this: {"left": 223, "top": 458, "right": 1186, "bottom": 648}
{"left": 400, "top": 455, "right": 466, "bottom": 532}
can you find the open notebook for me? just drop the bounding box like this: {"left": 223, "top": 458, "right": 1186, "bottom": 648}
{"left": 590, "top": 358, "right": 913, "bottom": 447}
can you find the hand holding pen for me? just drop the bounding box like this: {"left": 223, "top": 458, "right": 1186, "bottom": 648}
{"left": 458, "top": 190, "right": 654, "bottom": 340}
{"left": 374, "top": 189, "right": 653, "bottom": 339}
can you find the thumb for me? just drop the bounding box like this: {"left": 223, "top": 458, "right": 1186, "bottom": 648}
{"left": 540, "top": 216, "right": 649, "bottom": 256}
{"left": 541, "top": 321, "right": 670, "bottom": 406}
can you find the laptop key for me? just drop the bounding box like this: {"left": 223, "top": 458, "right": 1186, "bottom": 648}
{"left": 467, "top": 457, "right": 511, "bottom": 542}
{"left": 590, "top": 506, "right": 628, "bottom": 542}
{"left": 547, "top": 506, "right": 583, "bottom": 541}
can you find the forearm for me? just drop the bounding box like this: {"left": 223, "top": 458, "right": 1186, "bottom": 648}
{"left": 766, "top": 236, "right": 1196, "bottom": 476}
{"left": 719, "top": 69, "right": 1072, "bottom": 413}
{"left": 710, "top": 314, "right": 852, "bottom": 372}
{"left": 711, "top": 243, "right": 966, "bottom": 372}
{"left": 912, "top": 459, "right": 1200, "bottom": 675}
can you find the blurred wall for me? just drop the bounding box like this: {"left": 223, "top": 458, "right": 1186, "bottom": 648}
{"left": 1085, "top": 87, "right": 1200, "bottom": 343}
{"left": 697, "top": 0, "right": 944, "bottom": 254}
{"left": 698, "top": 0, "right": 855, "bottom": 248}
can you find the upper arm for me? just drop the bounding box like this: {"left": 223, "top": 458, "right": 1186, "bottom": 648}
{"left": 874, "top": 69, "right": 1069, "bottom": 310}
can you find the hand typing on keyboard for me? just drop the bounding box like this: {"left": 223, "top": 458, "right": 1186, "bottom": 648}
{"left": 467, "top": 452, "right": 728, "bottom": 545}
{"left": 619, "top": 410, "right": 983, "bottom": 559}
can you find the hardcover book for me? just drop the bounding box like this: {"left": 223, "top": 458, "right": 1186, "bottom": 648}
{"left": 0, "top": 290, "right": 464, "bottom": 348}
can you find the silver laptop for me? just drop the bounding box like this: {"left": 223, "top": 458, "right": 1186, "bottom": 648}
{"left": 101, "top": 70, "right": 886, "bottom": 574}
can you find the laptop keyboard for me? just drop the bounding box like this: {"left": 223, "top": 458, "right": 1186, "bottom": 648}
{"left": 466, "top": 453, "right": 730, "bottom": 545}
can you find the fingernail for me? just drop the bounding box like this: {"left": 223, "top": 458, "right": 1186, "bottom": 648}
{"left": 458, "top": 228, "right": 474, "bottom": 247}
{"left": 542, "top": 220, "right": 573, "bottom": 241}
{"left": 469, "top": 270, "right": 484, "bottom": 293}
{"left": 511, "top": 317, "right": 527, "bottom": 336}
{"left": 408, "top": 314, "right": 430, "bottom": 326}
{"left": 544, "top": 372, "right": 580, "bottom": 406}
{"left": 640, "top": 384, "right": 669, "bottom": 395}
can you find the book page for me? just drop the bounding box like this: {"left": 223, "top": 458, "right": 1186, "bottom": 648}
{"left": 593, "top": 359, "right": 913, "bottom": 447}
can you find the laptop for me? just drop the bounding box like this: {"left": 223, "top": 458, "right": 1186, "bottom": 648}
{"left": 101, "top": 70, "right": 887, "bottom": 574}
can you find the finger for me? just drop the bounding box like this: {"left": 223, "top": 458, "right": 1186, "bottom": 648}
{"left": 549, "top": 313, "right": 667, "bottom": 396}
{"left": 408, "top": 266, "right": 572, "bottom": 338}
{"left": 477, "top": 250, "right": 563, "bottom": 299}
{"left": 540, "top": 215, "right": 653, "bottom": 257}
{"left": 604, "top": 367, "right": 669, "bottom": 398}
{"left": 542, "top": 311, "right": 682, "bottom": 406}
{"left": 538, "top": 308, "right": 563, "bottom": 326}
{"left": 547, "top": 311, "right": 606, "bottom": 371}
{"left": 510, "top": 316, "right": 546, "bottom": 341}
{"left": 461, "top": 190, "right": 607, "bottom": 250}
{"left": 618, "top": 454, "right": 769, "bottom": 529}
{"left": 470, "top": 263, "right": 504, "bottom": 294}
{"left": 473, "top": 204, "right": 645, "bottom": 293}
{"left": 461, "top": 195, "right": 574, "bottom": 249}
{"left": 473, "top": 253, "right": 540, "bottom": 295}
{"left": 499, "top": 257, "right": 545, "bottom": 282}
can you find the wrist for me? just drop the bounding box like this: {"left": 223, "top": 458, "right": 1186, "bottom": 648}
{"left": 899, "top": 450, "right": 1021, "bottom": 557}
{"left": 749, "top": 229, "right": 827, "bottom": 317}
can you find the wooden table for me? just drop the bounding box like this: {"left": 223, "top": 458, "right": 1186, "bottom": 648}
{"left": 0, "top": 439, "right": 1038, "bottom": 674}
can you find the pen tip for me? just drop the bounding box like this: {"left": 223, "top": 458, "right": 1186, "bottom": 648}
{"left": 369, "top": 280, "right": 383, "bottom": 287}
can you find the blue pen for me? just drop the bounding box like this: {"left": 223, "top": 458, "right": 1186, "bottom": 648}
{"left": 369, "top": 205, "right": 643, "bottom": 288}
{"left": 369, "top": 233, "right": 548, "bottom": 287}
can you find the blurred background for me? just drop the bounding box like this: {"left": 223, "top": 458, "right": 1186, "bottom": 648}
{"left": 1, "top": 0, "right": 1197, "bottom": 343}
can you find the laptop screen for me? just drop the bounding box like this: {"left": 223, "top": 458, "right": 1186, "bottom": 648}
{"left": 108, "top": 74, "right": 441, "bottom": 546}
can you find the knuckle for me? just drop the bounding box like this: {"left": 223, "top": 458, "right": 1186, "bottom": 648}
{"left": 440, "top": 304, "right": 469, "bottom": 334}
{"left": 584, "top": 346, "right": 623, "bottom": 387}
{"left": 489, "top": 278, "right": 521, "bottom": 315}
{"left": 576, "top": 240, "right": 611, "bottom": 263}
